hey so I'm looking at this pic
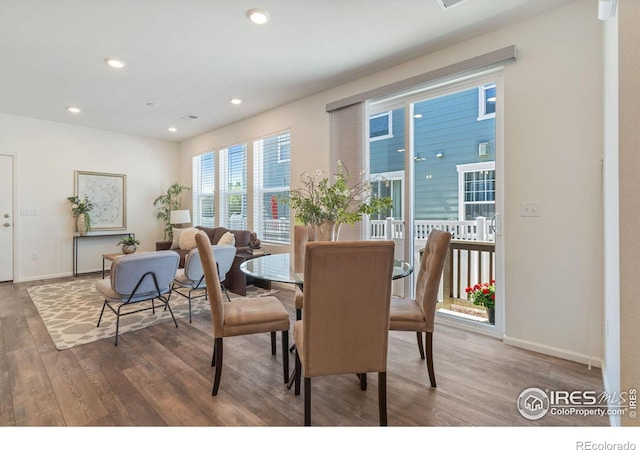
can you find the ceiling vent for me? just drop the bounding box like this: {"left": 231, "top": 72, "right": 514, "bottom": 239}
{"left": 436, "top": 0, "right": 468, "bottom": 9}
{"left": 181, "top": 114, "right": 200, "bottom": 120}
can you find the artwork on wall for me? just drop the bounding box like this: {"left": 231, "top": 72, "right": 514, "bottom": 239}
{"left": 75, "top": 171, "right": 126, "bottom": 230}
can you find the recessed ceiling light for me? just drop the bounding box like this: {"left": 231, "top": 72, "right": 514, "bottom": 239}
{"left": 67, "top": 106, "right": 81, "bottom": 114}
{"left": 246, "top": 8, "right": 270, "bottom": 25}
{"left": 230, "top": 98, "right": 242, "bottom": 105}
{"left": 168, "top": 127, "right": 177, "bottom": 133}
{"left": 104, "top": 57, "right": 126, "bottom": 69}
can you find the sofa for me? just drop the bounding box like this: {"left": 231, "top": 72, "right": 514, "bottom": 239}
{"left": 156, "top": 226, "right": 252, "bottom": 269}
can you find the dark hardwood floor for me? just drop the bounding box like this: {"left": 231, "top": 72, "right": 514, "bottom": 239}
{"left": 0, "top": 274, "right": 608, "bottom": 428}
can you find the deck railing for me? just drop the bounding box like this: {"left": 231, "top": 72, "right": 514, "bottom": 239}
{"left": 371, "top": 218, "right": 495, "bottom": 301}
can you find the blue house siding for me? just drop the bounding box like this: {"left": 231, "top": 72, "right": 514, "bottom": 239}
{"left": 369, "top": 84, "right": 495, "bottom": 220}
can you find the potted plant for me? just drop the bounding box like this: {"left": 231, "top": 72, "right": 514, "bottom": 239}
{"left": 153, "top": 182, "right": 190, "bottom": 240}
{"left": 117, "top": 236, "right": 141, "bottom": 254}
{"left": 283, "top": 161, "right": 392, "bottom": 240}
{"left": 67, "top": 195, "right": 94, "bottom": 236}
{"left": 466, "top": 280, "right": 496, "bottom": 324}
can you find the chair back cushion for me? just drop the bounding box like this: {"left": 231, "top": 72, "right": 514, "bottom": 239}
{"left": 416, "top": 230, "right": 452, "bottom": 331}
{"left": 212, "top": 245, "right": 237, "bottom": 282}
{"left": 110, "top": 251, "right": 180, "bottom": 298}
{"left": 301, "top": 240, "right": 394, "bottom": 377}
{"left": 183, "top": 247, "right": 204, "bottom": 282}
{"left": 293, "top": 225, "right": 315, "bottom": 273}
{"left": 195, "top": 231, "right": 225, "bottom": 336}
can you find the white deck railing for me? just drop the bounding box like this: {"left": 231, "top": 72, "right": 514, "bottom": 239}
{"left": 370, "top": 217, "right": 493, "bottom": 242}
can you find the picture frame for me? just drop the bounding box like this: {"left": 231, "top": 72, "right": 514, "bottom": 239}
{"left": 75, "top": 171, "right": 126, "bottom": 230}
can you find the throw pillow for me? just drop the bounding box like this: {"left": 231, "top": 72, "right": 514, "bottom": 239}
{"left": 179, "top": 227, "right": 199, "bottom": 250}
{"left": 171, "top": 227, "right": 185, "bottom": 249}
{"left": 218, "top": 231, "right": 236, "bottom": 246}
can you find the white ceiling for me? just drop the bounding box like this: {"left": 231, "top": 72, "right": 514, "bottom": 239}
{"left": 0, "top": 0, "right": 574, "bottom": 142}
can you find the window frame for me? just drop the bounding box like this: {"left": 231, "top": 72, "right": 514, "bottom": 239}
{"left": 369, "top": 111, "right": 393, "bottom": 141}
{"left": 456, "top": 161, "right": 496, "bottom": 220}
{"left": 192, "top": 151, "right": 216, "bottom": 227}
{"left": 477, "top": 83, "right": 496, "bottom": 121}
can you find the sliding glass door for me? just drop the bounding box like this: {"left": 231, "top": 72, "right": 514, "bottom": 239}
{"left": 368, "top": 72, "right": 503, "bottom": 335}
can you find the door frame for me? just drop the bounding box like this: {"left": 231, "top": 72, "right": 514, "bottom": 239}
{"left": 0, "top": 153, "right": 15, "bottom": 283}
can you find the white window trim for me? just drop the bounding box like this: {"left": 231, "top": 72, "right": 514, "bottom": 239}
{"left": 369, "top": 111, "right": 393, "bottom": 141}
{"left": 477, "top": 84, "right": 496, "bottom": 121}
{"left": 456, "top": 161, "right": 495, "bottom": 220}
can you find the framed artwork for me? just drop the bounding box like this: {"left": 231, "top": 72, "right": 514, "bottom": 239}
{"left": 75, "top": 171, "right": 126, "bottom": 230}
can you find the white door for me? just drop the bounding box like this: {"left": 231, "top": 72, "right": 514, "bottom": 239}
{"left": 0, "top": 154, "right": 14, "bottom": 282}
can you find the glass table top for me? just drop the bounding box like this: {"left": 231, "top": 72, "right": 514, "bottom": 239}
{"left": 240, "top": 253, "right": 413, "bottom": 287}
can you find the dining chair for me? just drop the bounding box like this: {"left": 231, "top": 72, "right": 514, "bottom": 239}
{"left": 293, "top": 225, "right": 315, "bottom": 321}
{"left": 389, "top": 229, "right": 451, "bottom": 388}
{"left": 96, "top": 251, "right": 180, "bottom": 346}
{"left": 195, "top": 231, "right": 290, "bottom": 396}
{"left": 169, "top": 245, "right": 237, "bottom": 323}
{"left": 293, "top": 240, "right": 395, "bottom": 426}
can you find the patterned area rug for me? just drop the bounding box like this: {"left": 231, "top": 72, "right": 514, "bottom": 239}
{"left": 27, "top": 278, "right": 278, "bottom": 350}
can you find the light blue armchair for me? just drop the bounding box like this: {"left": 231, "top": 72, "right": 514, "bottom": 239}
{"left": 169, "top": 245, "right": 237, "bottom": 322}
{"left": 96, "top": 250, "right": 180, "bottom": 345}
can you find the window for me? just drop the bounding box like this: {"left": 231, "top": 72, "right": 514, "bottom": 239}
{"left": 219, "top": 143, "right": 247, "bottom": 229}
{"left": 192, "top": 152, "right": 215, "bottom": 227}
{"left": 370, "top": 171, "right": 404, "bottom": 220}
{"left": 253, "top": 131, "right": 291, "bottom": 243}
{"left": 478, "top": 83, "right": 496, "bottom": 120}
{"left": 369, "top": 111, "right": 393, "bottom": 141}
{"left": 457, "top": 161, "right": 496, "bottom": 220}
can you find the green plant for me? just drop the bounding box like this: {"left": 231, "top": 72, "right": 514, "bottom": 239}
{"left": 67, "top": 195, "right": 94, "bottom": 231}
{"left": 466, "top": 280, "right": 495, "bottom": 309}
{"left": 117, "top": 236, "right": 141, "bottom": 246}
{"left": 153, "top": 182, "right": 191, "bottom": 240}
{"left": 283, "top": 161, "right": 392, "bottom": 226}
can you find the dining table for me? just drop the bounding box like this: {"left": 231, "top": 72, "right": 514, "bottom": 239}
{"left": 239, "top": 252, "right": 413, "bottom": 291}
{"left": 240, "top": 252, "right": 413, "bottom": 389}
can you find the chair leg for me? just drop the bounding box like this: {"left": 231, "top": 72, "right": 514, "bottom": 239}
{"left": 378, "top": 372, "right": 387, "bottom": 426}
{"left": 304, "top": 376, "right": 311, "bottom": 426}
{"left": 212, "top": 337, "right": 223, "bottom": 396}
{"left": 114, "top": 304, "right": 124, "bottom": 346}
{"left": 187, "top": 291, "right": 192, "bottom": 323}
{"left": 359, "top": 373, "right": 367, "bottom": 391}
{"left": 426, "top": 331, "right": 436, "bottom": 388}
{"left": 294, "top": 349, "right": 301, "bottom": 396}
{"left": 281, "top": 330, "right": 289, "bottom": 384}
{"left": 416, "top": 332, "right": 425, "bottom": 360}
{"left": 271, "top": 331, "right": 276, "bottom": 355}
{"left": 96, "top": 300, "right": 107, "bottom": 327}
{"left": 221, "top": 283, "right": 231, "bottom": 302}
{"left": 211, "top": 338, "right": 216, "bottom": 367}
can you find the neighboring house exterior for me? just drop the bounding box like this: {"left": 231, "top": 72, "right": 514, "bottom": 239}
{"left": 369, "top": 83, "right": 497, "bottom": 222}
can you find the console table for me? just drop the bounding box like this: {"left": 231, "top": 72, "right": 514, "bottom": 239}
{"left": 73, "top": 231, "right": 135, "bottom": 277}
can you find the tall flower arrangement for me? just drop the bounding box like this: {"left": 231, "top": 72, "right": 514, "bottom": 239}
{"left": 285, "top": 161, "right": 392, "bottom": 227}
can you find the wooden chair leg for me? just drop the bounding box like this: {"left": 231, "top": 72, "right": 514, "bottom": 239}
{"left": 271, "top": 331, "right": 276, "bottom": 355}
{"left": 281, "top": 330, "right": 289, "bottom": 383}
{"left": 416, "top": 332, "right": 425, "bottom": 359}
{"left": 304, "top": 377, "right": 311, "bottom": 426}
{"left": 212, "top": 337, "right": 223, "bottom": 396}
{"left": 378, "top": 372, "right": 387, "bottom": 426}
{"left": 211, "top": 339, "right": 216, "bottom": 367}
{"left": 294, "top": 349, "right": 301, "bottom": 396}
{"left": 426, "top": 331, "right": 436, "bottom": 388}
{"left": 359, "top": 373, "right": 367, "bottom": 391}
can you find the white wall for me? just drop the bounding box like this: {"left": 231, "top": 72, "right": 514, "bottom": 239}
{"left": 179, "top": 0, "right": 604, "bottom": 364}
{"left": 0, "top": 113, "right": 180, "bottom": 281}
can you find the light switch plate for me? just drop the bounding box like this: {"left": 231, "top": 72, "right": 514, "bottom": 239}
{"left": 520, "top": 202, "right": 540, "bottom": 217}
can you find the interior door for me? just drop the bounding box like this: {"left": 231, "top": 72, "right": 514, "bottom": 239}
{"left": 0, "top": 154, "right": 14, "bottom": 282}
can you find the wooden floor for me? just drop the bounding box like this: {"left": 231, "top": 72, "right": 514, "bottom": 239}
{"left": 0, "top": 274, "right": 608, "bottom": 427}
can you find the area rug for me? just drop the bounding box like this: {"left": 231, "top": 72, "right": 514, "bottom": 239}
{"left": 27, "top": 278, "right": 279, "bottom": 350}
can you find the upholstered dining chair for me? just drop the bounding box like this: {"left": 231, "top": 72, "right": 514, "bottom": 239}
{"left": 293, "top": 240, "right": 395, "bottom": 426}
{"left": 293, "top": 225, "right": 315, "bottom": 321}
{"left": 389, "top": 229, "right": 451, "bottom": 388}
{"left": 96, "top": 251, "right": 180, "bottom": 346}
{"left": 170, "top": 245, "right": 237, "bottom": 322}
{"left": 195, "top": 231, "right": 290, "bottom": 396}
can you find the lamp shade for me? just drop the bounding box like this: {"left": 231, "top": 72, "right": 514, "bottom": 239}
{"left": 170, "top": 209, "right": 191, "bottom": 225}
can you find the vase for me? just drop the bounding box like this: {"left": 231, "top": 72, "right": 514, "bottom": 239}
{"left": 121, "top": 244, "right": 137, "bottom": 254}
{"left": 487, "top": 307, "right": 495, "bottom": 325}
{"left": 76, "top": 213, "right": 88, "bottom": 236}
{"left": 314, "top": 221, "right": 341, "bottom": 241}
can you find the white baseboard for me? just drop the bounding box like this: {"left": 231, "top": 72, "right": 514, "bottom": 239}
{"left": 503, "top": 335, "right": 603, "bottom": 368}
{"left": 15, "top": 271, "right": 74, "bottom": 283}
